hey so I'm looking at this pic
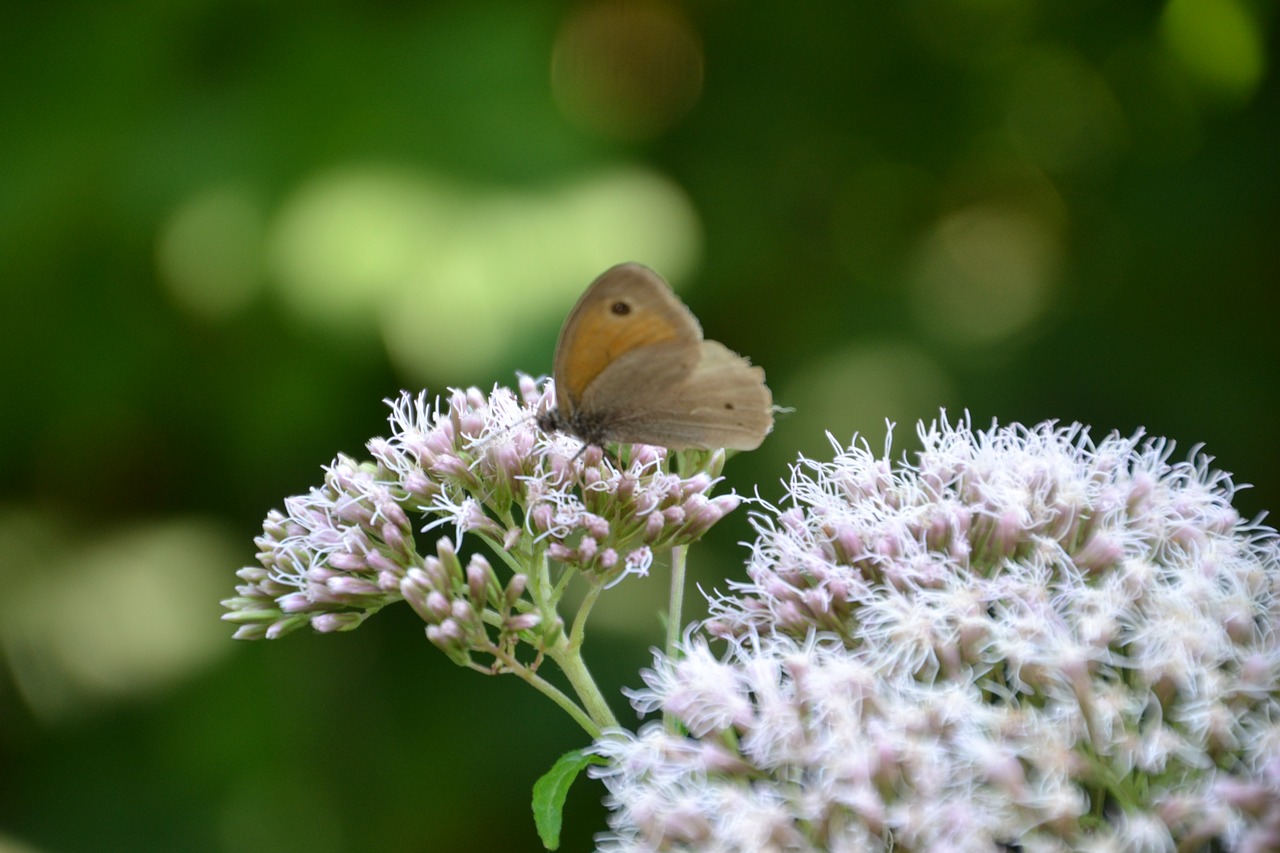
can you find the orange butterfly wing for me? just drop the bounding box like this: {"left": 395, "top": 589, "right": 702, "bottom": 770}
{"left": 552, "top": 263, "right": 701, "bottom": 414}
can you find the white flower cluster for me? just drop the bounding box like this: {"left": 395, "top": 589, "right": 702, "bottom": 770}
{"left": 594, "top": 416, "right": 1280, "bottom": 851}
{"left": 224, "top": 379, "right": 740, "bottom": 649}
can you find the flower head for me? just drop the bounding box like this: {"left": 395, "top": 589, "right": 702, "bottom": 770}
{"left": 594, "top": 414, "right": 1280, "bottom": 851}
{"left": 222, "top": 378, "right": 742, "bottom": 664}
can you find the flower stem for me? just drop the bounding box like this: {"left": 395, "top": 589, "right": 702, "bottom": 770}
{"left": 666, "top": 544, "right": 688, "bottom": 660}
{"left": 549, "top": 637, "right": 620, "bottom": 730}
{"left": 490, "top": 652, "right": 602, "bottom": 738}
{"left": 475, "top": 530, "right": 525, "bottom": 576}
{"left": 569, "top": 581, "right": 604, "bottom": 650}
{"left": 664, "top": 543, "right": 689, "bottom": 733}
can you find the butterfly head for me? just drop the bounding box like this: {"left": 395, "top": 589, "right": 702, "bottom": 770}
{"left": 536, "top": 406, "right": 612, "bottom": 451}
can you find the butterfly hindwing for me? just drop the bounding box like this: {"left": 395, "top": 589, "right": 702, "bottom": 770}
{"left": 583, "top": 341, "right": 772, "bottom": 450}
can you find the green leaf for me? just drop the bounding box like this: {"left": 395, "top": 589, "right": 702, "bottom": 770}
{"left": 532, "top": 748, "right": 606, "bottom": 850}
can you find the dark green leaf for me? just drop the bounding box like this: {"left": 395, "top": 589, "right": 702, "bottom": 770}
{"left": 532, "top": 748, "right": 606, "bottom": 850}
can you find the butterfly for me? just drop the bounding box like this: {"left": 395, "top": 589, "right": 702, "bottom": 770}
{"left": 536, "top": 263, "right": 773, "bottom": 450}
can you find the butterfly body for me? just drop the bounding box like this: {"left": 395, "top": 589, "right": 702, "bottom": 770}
{"left": 538, "top": 263, "right": 772, "bottom": 451}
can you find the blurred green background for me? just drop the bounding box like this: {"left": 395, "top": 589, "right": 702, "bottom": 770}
{"left": 1, "top": 1, "right": 1276, "bottom": 850}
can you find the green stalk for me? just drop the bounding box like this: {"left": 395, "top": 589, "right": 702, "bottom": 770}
{"left": 664, "top": 543, "right": 689, "bottom": 734}
{"left": 489, "top": 653, "right": 602, "bottom": 738}
{"left": 549, "top": 636, "right": 620, "bottom": 730}
{"left": 665, "top": 544, "right": 688, "bottom": 660}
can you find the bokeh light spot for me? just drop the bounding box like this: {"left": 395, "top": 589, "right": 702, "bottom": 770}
{"left": 908, "top": 199, "right": 1063, "bottom": 347}
{"left": 551, "top": 0, "right": 704, "bottom": 141}
{"left": 0, "top": 514, "right": 238, "bottom": 723}
{"left": 269, "top": 167, "right": 450, "bottom": 330}
{"left": 266, "top": 165, "right": 700, "bottom": 379}
{"left": 380, "top": 168, "right": 700, "bottom": 378}
{"left": 1002, "top": 46, "right": 1126, "bottom": 173}
{"left": 1161, "top": 0, "right": 1265, "bottom": 101}
{"left": 0, "top": 833, "right": 42, "bottom": 853}
{"left": 778, "top": 343, "right": 954, "bottom": 461}
{"left": 156, "top": 184, "right": 266, "bottom": 320}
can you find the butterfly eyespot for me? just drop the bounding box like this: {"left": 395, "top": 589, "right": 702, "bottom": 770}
{"left": 610, "top": 300, "right": 631, "bottom": 316}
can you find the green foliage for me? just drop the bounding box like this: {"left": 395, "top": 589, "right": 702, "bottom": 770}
{"left": 532, "top": 749, "right": 607, "bottom": 850}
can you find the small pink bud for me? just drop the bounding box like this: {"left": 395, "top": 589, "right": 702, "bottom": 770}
{"left": 452, "top": 600, "right": 474, "bottom": 624}
{"left": 327, "top": 551, "right": 367, "bottom": 571}
{"left": 380, "top": 500, "right": 410, "bottom": 531}
{"left": 517, "top": 373, "right": 538, "bottom": 401}
{"left": 365, "top": 549, "right": 399, "bottom": 576}
{"left": 311, "top": 612, "right": 365, "bottom": 633}
{"left": 584, "top": 513, "right": 610, "bottom": 539}
{"left": 327, "top": 576, "right": 380, "bottom": 597}
{"left": 401, "top": 470, "right": 436, "bottom": 500}
{"left": 505, "top": 613, "right": 542, "bottom": 632}
{"left": 506, "top": 574, "right": 528, "bottom": 604}
{"left": 425, "top": 591, "right": 452, "bottom": 621}
{"left": 467, "top": 557, "right": 491, "bottom": 608}
{"left": 531, "top": 505, "right": 555, "bottom": 532}
{"left": 278, "top": 593, "right": 312, "bottom": 613}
